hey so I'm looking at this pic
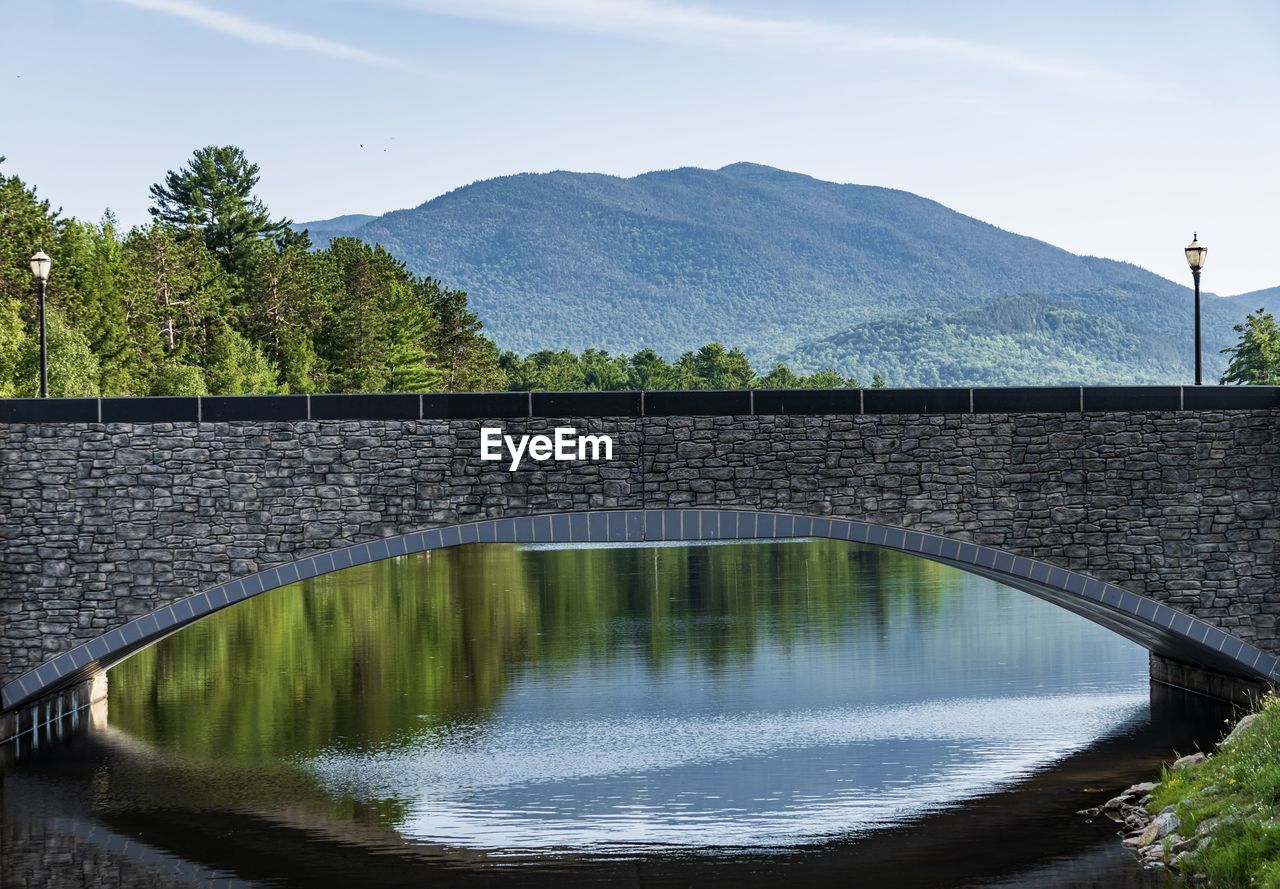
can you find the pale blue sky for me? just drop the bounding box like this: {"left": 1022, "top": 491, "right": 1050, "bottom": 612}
{"left": 4, "top": 0, "right": 1277, "bottom": 294}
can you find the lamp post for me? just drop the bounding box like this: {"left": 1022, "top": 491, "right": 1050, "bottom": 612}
{"left": 1185, "top": 234, "right": 1207, "bottom": 386}
{"left": 29, "top": 250, "right": 51, "bottom": 398}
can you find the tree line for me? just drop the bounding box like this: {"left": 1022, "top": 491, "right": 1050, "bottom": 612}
{"left": 17, "top": 143, "right": 1273, "bottom": 395}
{"left": 0, "top": 147, "right": 503, "bottom": 397}
{"left": 0, "top": 146, "right": 887, "bottom": 398}
{"left": 499, "top": 343, "right": 885, "bottom": 391}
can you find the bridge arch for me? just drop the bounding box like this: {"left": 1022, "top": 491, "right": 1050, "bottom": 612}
{"left": 4, "top": 507, "right": 1277, "bottom": 711}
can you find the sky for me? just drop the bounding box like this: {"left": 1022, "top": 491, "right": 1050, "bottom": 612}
{"left": 3, "top": 0, "right": 1278, "bottom": 295}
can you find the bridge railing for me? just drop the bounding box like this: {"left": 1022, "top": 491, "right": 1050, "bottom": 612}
{"left": 1, "top": 386, "right": 1279, "bottom": 423}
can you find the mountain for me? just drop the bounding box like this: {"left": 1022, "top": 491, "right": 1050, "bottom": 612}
{"left": 301, "top": 213, "right": 377, "bottom": 239}
{"left": 1228, "top": 286, "right": 1280, "bottom": 315}
{"left": 301, "top": 163, "right": 1251, "bottom": 385}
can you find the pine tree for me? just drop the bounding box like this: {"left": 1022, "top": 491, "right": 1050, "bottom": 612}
{"left": 677, "top": 343, "right": 756, "bottom": 389}
{"left": 424, "top": 279, "right": 503, "bottom": 391}
{"left": 240, "top": 234, "right": 334, "bottom": 392}
{"left": 148, "top": 146, "right": 290, "bottom": 275}
{"left": 758, "top": 363, "right": 800, "bottom": 388}
{"left": 802, "top": 369, "right": 848, "bottom": 388}
{"left": 0, "top": 157, "right": 59, "bottom": 308}
{"left": 627, "top": 348, "right": 677, "bottom": 389}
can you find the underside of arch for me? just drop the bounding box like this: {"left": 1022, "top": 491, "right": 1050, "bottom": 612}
{"left": 4, "top": 508, "right": 1277, "bottom": 711}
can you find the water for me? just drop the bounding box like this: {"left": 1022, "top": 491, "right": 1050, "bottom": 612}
{"left": 2, "top": 539, "right": 1230, "bottom": 887}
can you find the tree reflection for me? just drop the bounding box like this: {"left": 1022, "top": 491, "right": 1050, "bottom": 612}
{"left": 109, "top": 540, "right": 953, "bottom": 761}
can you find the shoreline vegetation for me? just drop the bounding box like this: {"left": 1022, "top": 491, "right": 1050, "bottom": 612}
{"left": 1105, "top": 695, "right": 1280, "bottom": 886}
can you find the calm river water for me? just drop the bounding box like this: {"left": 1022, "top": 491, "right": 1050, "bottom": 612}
{"left": 2, "top": 539, "right": 1229, "bottom": 887}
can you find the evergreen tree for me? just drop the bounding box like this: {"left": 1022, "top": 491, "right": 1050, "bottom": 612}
{"left": 316, "top": 238, "right": 435, "bottom": 392}
{"left": 126, "top": 224, "right": 231, "bottom": 372}
{"left": 204, "top": 320, "right": 284, "bottom": 394}
{"left": 580, "top": 348, "right": 630, "bottom": 390}
{"left": 148, "top": 146, "right": 290, "bottom": 275}
{"left": 54, "top": 214, "right": 147, "bottom": 394}
{"left": 758, "top": 363, "right": 800, "bottom": 388}
{"left": 0, "top": 157, "right": 59, "bottom": 307}
{"left": 677, "top": 343, "right": 756, "bottom": 389}
{"left": 803, "top": 369, "right": 849, "bottom": 388}
{"left": 1221, "top": 309, "right": 1280, "bottom": 385}
{"left": 423, "top": 280, "right": 503, "bottom": 391}
{"left": 626, "top": 348, "right": 678, "bottom": 389}
{"left": 240, "top": 234, "right": 334, "bottom": 392}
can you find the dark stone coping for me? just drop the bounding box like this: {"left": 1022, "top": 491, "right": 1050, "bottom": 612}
{"left": 4, "top": 508, "right": 1276, "bottom": 712}
{"left": 1, "top": 386, "right": 1279, "bottom": 423}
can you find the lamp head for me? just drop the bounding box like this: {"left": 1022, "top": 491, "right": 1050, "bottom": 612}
{"left": 1185, "top": 234, "right": 1207, "bottom": 272}
{"left": 29, "top": 249, "right": 51, "bottom": 283}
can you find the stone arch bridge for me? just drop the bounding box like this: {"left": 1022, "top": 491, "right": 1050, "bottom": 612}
{"left": 3, "top": 385, "right": 1279, "bottom": 715}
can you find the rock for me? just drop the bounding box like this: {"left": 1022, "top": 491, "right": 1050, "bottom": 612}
{"left": 1223, "top": 713, "right": 1261, "bottom": 746}
{"left": 1137, "top": 809, "right": 1180, "bottom": 846}
{"left": 1129, "top": 781, "right": 1158, "bottom": 795}
{"left": 1103, "top": 795, "right": 1127, "bottom": 812}
{"left": 1173, "top": 752, "right": 1207, "bottom": 770}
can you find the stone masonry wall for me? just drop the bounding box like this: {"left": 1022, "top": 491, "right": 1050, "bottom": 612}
{"left": 1, "top": 411, "right": 1277, "bottom": 686}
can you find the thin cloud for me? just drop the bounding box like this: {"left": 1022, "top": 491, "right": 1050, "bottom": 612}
{"left": 398, "top": 0, "right": 1127, "bottom": 84}
{"left": 115, "top": 0, "right": 410, "bottom": 70}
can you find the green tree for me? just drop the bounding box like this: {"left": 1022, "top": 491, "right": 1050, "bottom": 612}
{"left": 0, "top": 157, "right": 59, "bottom": 308}
{"left": 758, "top": 363, "right": 800, "bottom": 388}
{"left": 54, "top": 214, "right": 151, "bottom": 394}
{"left": 238, "top": 233, "right": 336, "bottom": 392}
{"left": 14, "top": 307, "right": 100, "bottom": 397}
{"left": 802, "top": 369, "right": 849, "bottom": 388}
{"left": 580, "top": 348, "right": 630, "bottom": 390}
{"left": 513, "top": 349, "right": 587, "bottom": 390}
{"left": 423, "top": 280, "right": 503, "bottom": 391}
{"left": 316, "top": 238, "right": 436, "bottom": 392}
{"left": 0, "top": 297, "right": 30, "bottom": 396}
{"left": 626, "top": 348, "right": 678, "bottom": 389}
{"left": 1221, "top": 309, "right": 1280, "bottom": 385}
{"left": 151, "top": 359, "right": 208, "bottom": 396}
{"left": 149, "top": 146, "right": 290, "bottom": 275}
{"left": 676, "top": 342, "right": 756, "bottom": 389}
{"left": 204, "top": 320, "right": 284, "bottom": 394}
{"left": 125, "top": 224, "right": 231, "bottom": 367}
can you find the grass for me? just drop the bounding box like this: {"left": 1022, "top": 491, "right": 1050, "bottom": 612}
{"left": 1149, "top": 694, "right": 1280, "bottom": 887}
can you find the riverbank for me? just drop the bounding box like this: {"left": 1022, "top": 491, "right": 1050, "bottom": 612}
{"left": 1108, "top": 694, "right": 1280, "bottom": 886}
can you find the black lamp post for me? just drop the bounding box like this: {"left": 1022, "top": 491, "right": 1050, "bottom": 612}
{"left": 29, "top": 250, "right": 51, "bottom": 398}
{"left": 1184, "top": 234, "right": 1207, "bottom": 386}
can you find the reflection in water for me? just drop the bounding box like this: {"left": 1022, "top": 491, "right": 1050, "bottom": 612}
{"left": 3, "top": 540, "right": 1225, "bottom": 887}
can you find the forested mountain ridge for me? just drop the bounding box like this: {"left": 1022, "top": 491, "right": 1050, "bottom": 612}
{"left": 303, "top": 162, "right": 1266, "bottom": 385}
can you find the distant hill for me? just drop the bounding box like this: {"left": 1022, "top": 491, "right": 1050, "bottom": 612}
{"left": 1228, "top": 286, "right": 1280, "bottom": 316}
{"left": 301, "top": 163, "right": 1257, "bottom": 385}
{"left": 301, "top": 213, "right": 377, "bottom": 239}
